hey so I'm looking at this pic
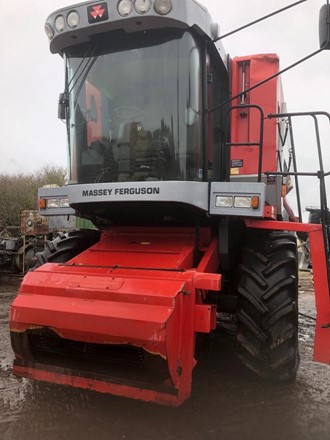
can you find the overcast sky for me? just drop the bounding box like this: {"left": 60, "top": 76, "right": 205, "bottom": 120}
{"left": 0, "top": 0, "right": 329, "bottom": 214}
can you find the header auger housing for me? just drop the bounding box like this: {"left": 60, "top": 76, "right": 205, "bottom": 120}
{"left": 10, "top": 0, "right": 330, "bottom": 406}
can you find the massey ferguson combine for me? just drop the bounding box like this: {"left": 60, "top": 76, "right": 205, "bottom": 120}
{"left": 10, "top": 0, "right": 330, "bottom": 406}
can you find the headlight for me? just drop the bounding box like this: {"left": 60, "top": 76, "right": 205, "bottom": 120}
{"left": 234, "top": 196, "right": 260, "bottom": 209}
{"left": 118, "top": 0, "right": 133, "bottom": 16}
{"left": 44, "top": 23, "right": 54, "bottom": 40}
{"left": 47, "top": 199, "right": 60, "bottom": 209}
{"left": 234, "top": 196, "right": 252, "bottom": 209}
{"left": 215, "top": 195, "right": 260, "bottom": 209}
{"left": 154, "top": 0, "right": 172, "bottom": 15}
{"left": 60, "top": 198, "right": 70, "bottom": 208}
{"left": 55, "top": 15, "right": 65, "bottom": 33}
{"left": 134, "top": 0, "right": 152, "bottom": 14}
{"left": 215, "top": 196, "right": 233, "bottom": 208}
{"left": 67, "top": 11, "right": 80, "bottom": 29}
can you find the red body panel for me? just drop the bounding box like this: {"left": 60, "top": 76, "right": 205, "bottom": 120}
{"left": 231, "top": 54, "right": 282, "bottom": 175}
{"left": 69, "top": 228, "right": 197, "bottom": 269}
{"left": 10, "top": 227, "right": 220, "bottom": 406}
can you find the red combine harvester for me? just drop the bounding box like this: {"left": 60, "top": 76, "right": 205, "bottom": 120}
{"left": 10, "top": 0, "right": 330, "bottom": 406}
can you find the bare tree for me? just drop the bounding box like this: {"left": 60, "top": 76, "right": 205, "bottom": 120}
{"left": 0, "top": 165, "right": 66, "bottom": 227}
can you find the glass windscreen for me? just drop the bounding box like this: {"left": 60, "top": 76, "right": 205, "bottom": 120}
{"left": 65, "top": 30, "right": 203, "bottom": 184}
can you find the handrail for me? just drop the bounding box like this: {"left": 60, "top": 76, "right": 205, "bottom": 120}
{"left": 226, "top": 104, "right": 265, "bottom": 182}
{"left": 267, "top": 111, "right": 330, "bottom": 293}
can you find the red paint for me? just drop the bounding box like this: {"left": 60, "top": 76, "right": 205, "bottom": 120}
{"left": 13, "top": 365, "right": 182, "bottom": 406}
{"left": 231, "top": 54, "right": 281, "bottom": 175}
{"left": 90, "top": 5, "right": 105, "bottom": 19}
{"left": 10, "top": 227, "right": 221, "bottom": 406}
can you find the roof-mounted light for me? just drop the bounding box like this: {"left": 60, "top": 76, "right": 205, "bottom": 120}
{"left": 134, "top": 0, "right": 152, "bottom": 14}
{"left": 55, "top": 15, "right": 65, "bottom": 33}
{"left": 67, "top": 11, "right": 80, "bottom": 29}
{"left": 154, "top": 0, "right": 172, "bottom": 15}
{"left": 118, "top": 0, "right": 133, "bottom": 17}
{"left": 44, "top": 22, "right": 54, "bottom": 40}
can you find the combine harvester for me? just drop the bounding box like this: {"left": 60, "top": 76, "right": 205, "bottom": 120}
{"left": 10, "top": 0, "right": 330, "bottom": 406}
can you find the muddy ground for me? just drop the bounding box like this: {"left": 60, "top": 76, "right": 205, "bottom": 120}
{"left": 0, "top": 272, "right": 329, "bottom": 440}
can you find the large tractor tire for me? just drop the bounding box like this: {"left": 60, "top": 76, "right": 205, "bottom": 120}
{"left": 35, "top": 229, "right": 101, "bottom": 267}
{"left": 236, "top": 230, "right": 299, "bottom": 382}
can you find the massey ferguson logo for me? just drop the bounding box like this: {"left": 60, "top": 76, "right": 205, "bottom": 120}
{"left": 87, "top": 3, "right": 109, "bottom": 23}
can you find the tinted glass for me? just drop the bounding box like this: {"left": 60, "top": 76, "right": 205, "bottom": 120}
{"left": 65, "top": 30, "right": 202, "bottom": 184}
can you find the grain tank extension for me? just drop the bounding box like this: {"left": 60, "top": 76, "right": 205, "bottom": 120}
{"left": 10, "top": 0, "right": 330, "bottom": 406}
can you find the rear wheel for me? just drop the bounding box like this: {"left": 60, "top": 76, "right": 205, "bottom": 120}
{"left": 236, "top": 230, "right": 299, "bottom": 382}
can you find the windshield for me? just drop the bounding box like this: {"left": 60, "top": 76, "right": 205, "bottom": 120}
{"left": 65, "top": 30, "right": 202, "bottom": 184}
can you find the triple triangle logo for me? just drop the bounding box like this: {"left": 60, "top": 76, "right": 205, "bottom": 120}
{"left": 87, "top": 3, "right": 109, "bottom": 23}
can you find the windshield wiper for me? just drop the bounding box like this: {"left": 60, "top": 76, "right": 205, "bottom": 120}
{"left": 72, "top": 55, "right": 98, "bottom": 108}
{"left": 65, "top": 46, "right": 98, "bottom": 108}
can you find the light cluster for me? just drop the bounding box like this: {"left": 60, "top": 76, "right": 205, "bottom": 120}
{"left": 215, "top": 195, "right": 260, "bottom": 210}
{"left": 45, "top": 11, "right": 80, "bottom": 40}
{"left": 45, "top": 0, "right": 173, "bottom": 40}
{"left": 39, "top": 198, "right": 70, "bottom": 210}
{"left": 118, "top": 0, "right": 172, "bottom": 17}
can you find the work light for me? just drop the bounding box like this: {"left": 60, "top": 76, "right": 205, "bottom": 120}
{"left": 55, "top": 15, "right": 65, "bottom": 32}
{"left": 134, "top": 0, "right": 152, "bottom": 14}
{"left": 154, "top": 0, "right": 172, "bottom": 15}
{"left": 44, "top": 23, "right": 54, "bottom": 40}
{"left": 118, "top": 0, "right": 133, "bottom": 16}
{"left": 67, "top": 11, "right": 80, "bottom": 29}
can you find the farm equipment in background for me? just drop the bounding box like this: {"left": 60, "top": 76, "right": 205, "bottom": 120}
{"left": 0, "top": 226, "right": 32, "bottom": 274}
{"left": 298, "top": 206, "right": 330, "bottom": 270}
{"left": 0, "top": 212, "right": 50, "bottom": 275}
{"left": 10, "top": 0, "right": 330, "bottom": 406}
{"left": 0, "top": 210, "right": 76, "bottom": 275}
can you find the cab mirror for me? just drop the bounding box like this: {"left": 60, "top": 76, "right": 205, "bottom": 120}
{"left": 319, "top": 4, "right": 330, "bottom": 49}
{"left": 58, "top": 92, "right": 68, "bottom": 120}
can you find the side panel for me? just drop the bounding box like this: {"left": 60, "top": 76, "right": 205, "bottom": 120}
{"left": 230, "top": 54, "right": 281, "bottom": 176}
{"left": 68, "top": 181, "right": 209, "bottom": 211}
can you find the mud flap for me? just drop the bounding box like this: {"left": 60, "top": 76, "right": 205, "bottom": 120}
{"left": 309, "top": 228, "right": 330, "bottom": 364}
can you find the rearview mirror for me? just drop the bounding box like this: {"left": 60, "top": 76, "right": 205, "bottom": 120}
{"left": 319, "top": 4, "right": 330, "bottom": 49}
{"left": 58, "top": 92, "right": 68, "bottom": 120}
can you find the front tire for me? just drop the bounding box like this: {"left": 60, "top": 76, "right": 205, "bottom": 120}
{"left": 236, "top": 230, "right": 299, "bottom": 382}
{"left": 35, "top": 229, "right": 101, "bottom": 267}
